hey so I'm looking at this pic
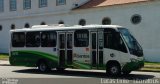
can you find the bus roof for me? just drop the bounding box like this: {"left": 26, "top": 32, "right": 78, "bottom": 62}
{"left": 10, "top": 24, "right": 123, "bottom": 32}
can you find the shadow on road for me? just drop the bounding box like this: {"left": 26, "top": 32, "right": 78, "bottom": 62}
{"left": 13, "top": 69, "right": 155, "bottom": 79}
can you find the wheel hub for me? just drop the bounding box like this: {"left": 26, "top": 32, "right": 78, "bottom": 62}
{"left": 111, "top": 66, "right": 118, "bottom": 74}
{"left": 40, "top": 63, "right": 46, "bottom": 71}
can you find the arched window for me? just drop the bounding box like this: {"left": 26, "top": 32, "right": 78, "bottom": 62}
{"left": 102, "top": 17, "right": 111, "bottom": 25}
{"left": 40, "top": 22, "right": 46, "bottom": 25}
{"left": 131, "top": 14, "right": 142, "bottom": 25}
{"left": 11, "top": 24, "right": 15, "bottom": 29}
{"left": 58, "top": 21, "right": 64, "bottom": 24}
{"left": 0, "top": 25, "right": 2, "bottom": 31}
{"left": 24, "top": 23, "right": 30, "bottom": 28}
{"left": 79, "top": 19, "right": 86, "bottom": 26}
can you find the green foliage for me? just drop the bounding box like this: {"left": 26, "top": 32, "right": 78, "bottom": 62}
{"left": 0, "top": 53, "right": 9, "bottom": 60}
{"left": 140, "top": 62, "right": 160, "bottom": 72}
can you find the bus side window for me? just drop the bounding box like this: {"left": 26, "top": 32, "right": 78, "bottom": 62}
{"left": 26, "top": 32, "right": 40, "bottom": 47}
{"left": 104, "top": 29, "right": 118, "bottom": 50}
{"left": 41, "top": 31, "right": 57, "bottom": 47}
{"left": 104, "top": 28, "right": 127, "bottom": 53}
{"left": 12, "top": 32, "right": 25, "bottom": 47}
{"left": 74, "top": 30, "right": 89, "bottom": 47}
{"left": 116, "top": 33, "right": 128, "bottom": 53}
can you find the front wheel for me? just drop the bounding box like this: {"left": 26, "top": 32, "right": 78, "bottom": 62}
{"left": 107, "top": 63, "right": 121, "bottom": 76}
{"left": 38, "top": 61, "right": 50, "bottom": 72}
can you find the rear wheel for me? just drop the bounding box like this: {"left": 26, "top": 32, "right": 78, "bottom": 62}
{"left": 107, "top": 63, "right": 121, "bottom": 76}
{"left": 38, "top": 61, "right": 50, "bottom": 72}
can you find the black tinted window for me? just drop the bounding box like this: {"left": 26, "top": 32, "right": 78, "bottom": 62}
{"left": 41, "top": 31, "right": 57, "bottom": 47}
{"left": 12, "top": 32, "right": 25, "bottom": 47}
{"left": 26, "top": 32, "right": 40, "bottom": 47}
{"left": 104, "top": 29, "right": 118, "bottom": 50}
{"left": 104, "top": 28, "right": 127, "bottom": 53}
{"left": 74, "top": 30, "right": 89, "bottom": 47}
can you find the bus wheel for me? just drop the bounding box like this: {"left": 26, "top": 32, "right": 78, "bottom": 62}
{"left": 107, "top": 63, "right": 121, "bottom": 76}
{"left": 56, "top": 68, "right": 65, "bottom": 71}
{"left": 38, "top": 61, "right": 50, "bottom": 72}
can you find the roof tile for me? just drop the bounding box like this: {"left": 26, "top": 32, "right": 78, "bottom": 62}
{"left": 77, "top": 0, "right": 150, "bottom": 9}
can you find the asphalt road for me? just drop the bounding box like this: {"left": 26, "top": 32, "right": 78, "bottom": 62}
{"left": 0, "top": 65, "right": 160, "bottom": 79}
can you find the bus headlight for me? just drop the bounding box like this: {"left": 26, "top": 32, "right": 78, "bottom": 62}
{"left": 130, "top": 58, "right": 137, "bottom": 62}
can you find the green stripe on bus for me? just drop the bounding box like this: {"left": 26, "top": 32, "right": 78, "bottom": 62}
{"left": 12, "top": 50, "right": 58, "bottom": 61}
{"left": 10, "top": 50, "right": 59, "bottom": 66}
{"left": 73, "top": 61, "right": 91, "bottom": 69}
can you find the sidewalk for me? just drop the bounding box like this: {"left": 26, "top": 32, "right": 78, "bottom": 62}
{"left": 0, "top": 60, "right": 10, "bottom": 66}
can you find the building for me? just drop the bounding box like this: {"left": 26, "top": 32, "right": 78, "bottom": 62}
{"left": 0, "top": 0, "right": 160, "bottom": 62}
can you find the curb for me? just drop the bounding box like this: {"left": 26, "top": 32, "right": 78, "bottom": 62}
{"left": 0, "top": 60, "right": 10, "bottom": 66}
{"left": 138, "top": 70, "right": 160, "bottom": 73}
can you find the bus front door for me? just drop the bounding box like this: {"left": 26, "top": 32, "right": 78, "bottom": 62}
{"left": 58, "top": 33, "right": 73, "bottom": 68}
{"left": 58, "top": 33, "right": 66, "bottom": 67}
{"left": 66, "top": 33, "right": 73, "bottom": 65}
{"left": 91, "top": 31, "right": 104, "bottom": 69}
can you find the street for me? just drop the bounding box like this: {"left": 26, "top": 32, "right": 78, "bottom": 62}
{"left": 0, "top": 65, "right": 160, "bottom": 79}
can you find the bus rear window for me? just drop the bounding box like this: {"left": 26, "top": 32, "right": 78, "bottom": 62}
{"left": 74, "top": 30, "right": 89, "bottom": 47}
{"left": 12, "top": 32, "right": 25, "bottom": 47}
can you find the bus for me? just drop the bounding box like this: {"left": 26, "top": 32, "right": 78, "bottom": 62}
{"left": 9, "top": 24, "right": 144, "bottom": 76}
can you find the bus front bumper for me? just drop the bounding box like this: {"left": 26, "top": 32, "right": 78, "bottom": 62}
{"left": 122, "top": 60, "right": 144, "bottom": 72}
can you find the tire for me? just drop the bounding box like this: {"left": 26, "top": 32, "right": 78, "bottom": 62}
{"left": 107, "top": 63, "right": 121, "bottom": 76}
{"left": 38, "top": 61, "right": 50, "bottom": 72}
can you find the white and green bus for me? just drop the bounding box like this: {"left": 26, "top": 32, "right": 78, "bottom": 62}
{"left": 9, "top": 25, "right": 144, "bottom": 75}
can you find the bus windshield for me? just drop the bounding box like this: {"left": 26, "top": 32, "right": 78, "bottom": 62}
{"left": 118, "top": 28, "right": 143, "bottom": 57}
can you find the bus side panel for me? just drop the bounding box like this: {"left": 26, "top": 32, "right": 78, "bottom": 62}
{"left": 10, "top": 48, "right": 59, "bottom": 68}
{"left": 72, "top": 47, "right": 91, "bottom": 69}
{"left": 103, "top": 49, "right": 121, "bottom": 66}
{"left": 103, "top": 48, "right": 134, "bottom": 71}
